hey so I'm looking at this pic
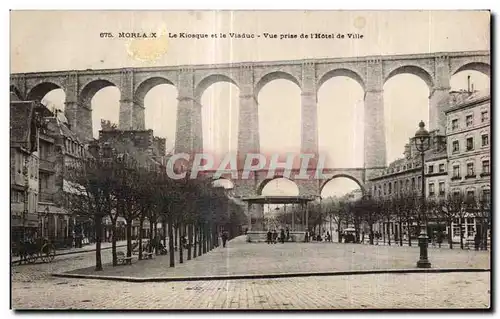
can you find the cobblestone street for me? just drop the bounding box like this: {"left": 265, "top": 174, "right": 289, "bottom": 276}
{"left": 12, "top": 272, "right": 490, "bottom": 309}
{"left": 11, "top": 236, "right": 490, "bottom": 309}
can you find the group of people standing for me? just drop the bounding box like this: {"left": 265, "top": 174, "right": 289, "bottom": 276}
{"left": 266, "top": 228, "right": 290, "bottom": 244}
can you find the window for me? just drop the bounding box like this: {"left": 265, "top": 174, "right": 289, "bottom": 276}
{"left": 388, "top": 183, "right": 392, "bottom": 194}
{"left": 466, "top": 137, "right": 474, "bottom": 151}
{"left": 453, "top": 165, "right": 460, "bottom": 178}
{"left": 482, "top": 160, "right": 490, "bottom": 175}
{"left": 482, "top": 134, "right": 489, "bottom": 147}
{"left": 439, "top": 164, "right": 445, "bottom": 172}
{"left": 383, "top": 184, "right": 387, "bottom": 195}
{"left": 482, "top": 189, "right": 491, "bottom": 203}
{"left": 428, "top": 165, "right": 434, "bottom": 174}
{"left": 451, "top": 119, "right": 458, "bottom": 130}
{"left": 452, "top": 141, "right": 459, "bottom": 153}
{"left": 467, "top": 162, "right": 475, "bottom": 177}
{"left": 405, "top": 179, "right": 410, "bottom": 190}
{"left": 453, "top": 191, "right": 461, "bottom": 199}
{"left": 429, "top": 183, "right": 435, "bottom": 196}
{"left": 417, "top": 176, "right": 422, "bottom": 190}
{"left": 467, "top": 190, "right": 475, "bottom": 201}
{"left": 439, "top": 182, "right": 445, "bottom": 195}
{"left": 466, "top": 115, "right": 473, "bottom": 127}
{"left": 481, "top": 111, "right": 489, "bottom": 122}
{"left": 411, "top": 177, "right": 415, "bottom": 190}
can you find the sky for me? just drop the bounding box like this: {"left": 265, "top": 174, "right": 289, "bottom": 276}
{"left": 11, "top": 10, "right": 490, "bottom": 198}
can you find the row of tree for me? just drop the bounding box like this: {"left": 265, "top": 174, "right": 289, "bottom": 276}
{"left": 276, "top": 191, "right": 490, "bottom": 249}
{"left": 66, "top": 150, "right": 246, "bottom": 271}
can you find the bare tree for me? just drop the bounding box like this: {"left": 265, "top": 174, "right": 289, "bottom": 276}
{"left": 65, "top": 158, "right": 114, "bottom": 271}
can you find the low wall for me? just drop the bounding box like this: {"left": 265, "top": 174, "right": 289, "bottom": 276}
{"left": 246, "top": 231, "right": 306, "bottom": 243}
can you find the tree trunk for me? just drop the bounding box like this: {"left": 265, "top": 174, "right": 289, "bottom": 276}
{"left": 192, "top": 225, "right": 197, "bottom": 259}
{"left": 111, "top": 224, "right": 117, "bottom": 266}
{"left": 198, "top": 224, "right": 202, "bottom": 256}
{"left": 448, "top": 220, "right": 453, "bottom": 249}
{"left": 408, "top": 221, "right": 412, "bottom": 246}
{"left": 203, "top": 224, "right": 207, "bottom": 254}
{"left": 459, "top": 217, "right": 464, "bottom": 250}
{"left": 179, "top": 223, "right": 184, "bottom": 264}
{"left": 126, "top": 220, "right": 133, "bottom": 257}
{"left": 94, "top": 217, "right": 103, "bottom": 271}
{"left": 387, "top": 219, "right": 391, "bottom": 246}
{"left": 399, "top": 221, "right": 403, "bottom": 246}
{"left": 369, "top": 223, "right": 374, "bottom": 245}
{"left": 162, "top": 219, "right": 167, "bottom": 247}
{"left": 149, "top": 218, "right": 154, "bottom": 254}
{"left": 188, "top": 224, "right": 192, "bottom": 260}
{"left": 174, "top": 226, "right": 178, "bottom": 251}
{"left": 138, "top": 217, "right": 144, "bottom": 260}
{"left": 168, "top": 220, "right": 175, "bottom": 267}
{"left": 337, "top": 221, "right": 342, "bottom": 242}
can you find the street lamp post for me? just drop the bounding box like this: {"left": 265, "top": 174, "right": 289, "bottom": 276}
{"left": 414, "top": 120, "right": 431, "bottom": 268}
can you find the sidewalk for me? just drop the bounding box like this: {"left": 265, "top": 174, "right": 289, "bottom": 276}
{"left": 61, "top": 235, "right": 490, "bottom": 280}
{"left": 12, "top": 240, "right": 128, "bottom": 264}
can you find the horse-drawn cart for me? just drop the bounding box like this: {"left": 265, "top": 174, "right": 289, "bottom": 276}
{"left": 14, "top": 238, "right": 56, "bottom": 265}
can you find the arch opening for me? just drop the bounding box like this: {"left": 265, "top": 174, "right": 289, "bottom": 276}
{"left": 453, "top": 62, "right": 490, "bottom": 77}
{"left": 320, "top": 176, "right": 363, "bottom": 199}
{"left": 317, "top": 76, "right": 364, "bottom": 168}
{"left": 195, "top": 74, "right": 238, "bottom": 101}
{"left": 383, "top": 74, "right": 430, "bottom": 164}
{"left": 79, "top": 80, "right": 120, "bottom": 139}
{"left": 258, "top": 78, "right": 301, "bottom": 163}
{"left": 317, "top": 68, "right": 365, "bottom": 92}
{"left": 450, "top": 70, "right": 490, "bottom": 92}
{"left": 385, "top": 65, "right": 434, "bottom": 90}
{"left": 201, "top": 81, "right": 240, "bottom": 167}
{"left": 254, "top": 71, "right": 301, "bottom": 97}
{"left": 212, "top": 178, "right": 235, "bottom": 189}
{"left": 142, "top": 80, "right": 178, "bottom": 154}
{"left": 27, "top": 82, "right": 62, "bottom": 102}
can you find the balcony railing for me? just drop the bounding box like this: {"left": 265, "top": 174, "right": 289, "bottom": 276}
{"left": 451, "top": 176, "right": 461, "bottom": 181}
{"left": 480, "top": 172, "right": 491, "bottom": 177}
{"left": 39, "top": 159, "right": 55, "bottom": 172}
{"left": 465, "top": 174, "right": 477, "bottom": 179}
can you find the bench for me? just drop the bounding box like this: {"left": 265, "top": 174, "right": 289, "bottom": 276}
{"left": 116, "top": 251, "right": 134, "bottom": 265}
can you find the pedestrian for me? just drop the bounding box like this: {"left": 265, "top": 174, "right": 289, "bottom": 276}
{"left": 222, "top": 231, "right": 228, "bottom": 248}
{"left": 280, "top": 229, "right": 285, "bottom": 244}
{"left": 266, "top": 230, "right": 272, "bottom": 244}
{"left": 286, "top": 227, "right": 290, "bottom": 242}
{"left": 361, "top": 231, "right": 365, "bottom": 244}
{"left": 474, "top": 232, "right": 480, "bottom": 251}
{"left": 272, "top": 229, "right": 278, "bottom": 244}
{"left": 305, "top": 231, "right": 309, "bottom": 243}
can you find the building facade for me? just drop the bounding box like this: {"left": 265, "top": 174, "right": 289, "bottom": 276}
{"left": 10, "top": 100, "right": 41, "bottom": 243}
{"left": 445, "top": 89, "right": 491, "bottom": 242}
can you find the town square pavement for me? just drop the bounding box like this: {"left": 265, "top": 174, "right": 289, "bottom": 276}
{"left": 11, "top": 236, "right": 490, "bottom": 309}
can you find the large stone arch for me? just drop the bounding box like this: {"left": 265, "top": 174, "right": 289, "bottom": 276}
{"left": 452, "top": 62, "right": 491, "bottom": 77}
{"left": 194, "top": 74, "right": 239, "bottom": 101}
{"left": 256, "top": 176, "right": 300, "bottom": 196}
{"left": 26, "top": 81, "right": 63, "bottom": 101}
{"left": 134, "top": 76, "right": 176, "bottom": 105}
{"left": 254, "top": 70, "right": 301, "bottom": 97}
{"left": 384, "top": 65, "right": 434, "bottom": 89}
{"left": 316, "top": 68, "right": 366, "bottom": 92}
{"left": 78, "top": 79, "right": 119, "bottom": 106}
{"left": 319, "top": 174, "right": 366, "bottom": 196}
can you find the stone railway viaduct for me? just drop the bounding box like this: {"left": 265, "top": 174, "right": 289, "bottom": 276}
{"left": 11, "top": 50, "right": 490, "bottom": 199}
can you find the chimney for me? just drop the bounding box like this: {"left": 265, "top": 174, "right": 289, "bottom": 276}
{"left": 467, "top": 75, "right": 471, "bottom": 93}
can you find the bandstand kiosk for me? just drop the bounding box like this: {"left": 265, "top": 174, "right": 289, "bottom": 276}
{"left": 242, "top": 195, "right": 317, "bottom": 242}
